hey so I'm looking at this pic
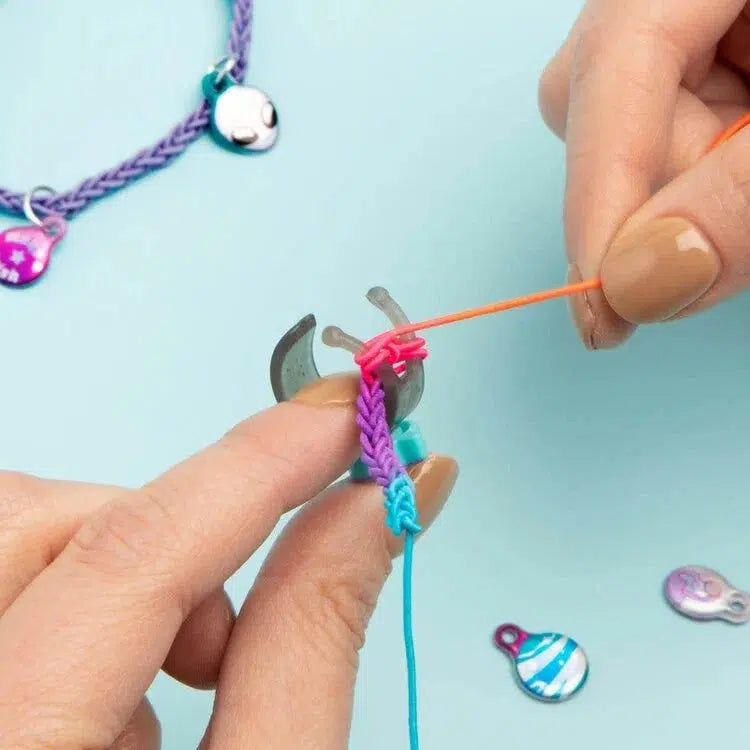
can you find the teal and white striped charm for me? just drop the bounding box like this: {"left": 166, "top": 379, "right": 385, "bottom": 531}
{"left": 494, "top": 624, "right": 589, "bottom": 702}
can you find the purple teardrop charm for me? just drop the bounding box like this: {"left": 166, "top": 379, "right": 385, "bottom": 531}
{"left": 0, "top": 217, "right": 66, "bottom": 287}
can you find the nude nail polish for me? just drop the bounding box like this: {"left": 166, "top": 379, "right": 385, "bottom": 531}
{"left": 409, "top": 455, "right": 459, "bottom": 522}
{"left": 290, "top": 373, "right": 360, "bottom": 409}
{"left": 601, "top": 217, "right": 722, "bottom": 324}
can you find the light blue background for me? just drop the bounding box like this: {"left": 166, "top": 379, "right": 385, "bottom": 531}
{"left": 3, "top": 1, "right": 750, "bottom": 748}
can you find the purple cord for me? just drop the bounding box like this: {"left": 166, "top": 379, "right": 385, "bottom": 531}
{"left": 356, "top": 375, "right": 421, "bottom": 535}
{"left": 357, "top": 376, "right": 402, "bottom": 489}
{"left": 0, "top": 0, "right": 254, "bottom": 222}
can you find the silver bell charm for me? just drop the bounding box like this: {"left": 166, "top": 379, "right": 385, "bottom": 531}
{"left": 202, "top": 59, "right": 278, "bottom": 153}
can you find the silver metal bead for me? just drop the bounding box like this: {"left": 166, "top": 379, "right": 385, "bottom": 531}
{"left": 212, "top": 85, "right": 279, "bottom": 152}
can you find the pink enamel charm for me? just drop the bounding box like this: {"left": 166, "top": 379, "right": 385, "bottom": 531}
{"left": 0, "top": 217, "right": 66, "bottom": 287}
{"left": 664, "top": 566, "right": 750, "bottom": 623}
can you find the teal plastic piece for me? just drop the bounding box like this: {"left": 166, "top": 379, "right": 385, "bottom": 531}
{"left": 350, "top": 419, "right": 428, "bottom": 480}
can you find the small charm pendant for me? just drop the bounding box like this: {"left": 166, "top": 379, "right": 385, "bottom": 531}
{"left": 202, "top": 60, "right": 278, "bottom": 153}
{"left": 664, "top": 566, "right": 750, "bottom": 624}
{"left": 0, "top": 216, "right": 66, "bottom": 288}
{"left": 494, "top": 623, "right": 589, "bottom": 702}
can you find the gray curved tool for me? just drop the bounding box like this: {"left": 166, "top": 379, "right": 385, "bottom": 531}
{"left": 269, "top": 288, "right": 424, "bottom": 424}
{"left": 269, "top": 314, "right": 320, "bottom": 405}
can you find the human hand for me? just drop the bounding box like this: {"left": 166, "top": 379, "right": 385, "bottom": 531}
{"left": 0, "top": 373, "right": 457, "bottom": 749}
{"left": 539, "top": 0, "right": 750, "bottom": 348}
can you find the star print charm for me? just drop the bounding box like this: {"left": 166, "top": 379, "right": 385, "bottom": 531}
{"left": 0, "top": 218, "right": 67, "bottom": 287}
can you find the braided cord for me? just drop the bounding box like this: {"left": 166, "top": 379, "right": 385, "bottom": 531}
{"left": 0, "top": 0, "right": 254, "bottom": 221}
{"left": 356, "top": 373, "right": 421, "bottom": 749}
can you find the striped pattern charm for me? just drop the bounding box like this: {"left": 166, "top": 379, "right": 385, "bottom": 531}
{"left": 494, "top": 624, "right": 588, "bottom": 702}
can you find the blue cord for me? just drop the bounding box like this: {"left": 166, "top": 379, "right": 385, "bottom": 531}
{"left": 384, "top": 474, "right": 421, "bottom": 750}
{"left": 403, "top": 529, "right": 420, "bottom": 750}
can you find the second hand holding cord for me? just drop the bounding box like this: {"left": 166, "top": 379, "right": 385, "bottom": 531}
{"left": 339, "top": 98, "right": 749, "bottom": 377}
{"left": 335, "top": 99, "right": 750, "bottom": 379}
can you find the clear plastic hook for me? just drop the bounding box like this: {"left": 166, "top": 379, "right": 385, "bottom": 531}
{"left": 366, "top": 287, "right": 413, "bottom": 337}
{"left": 322, "top": 287, "right": 410, "bottom": 356}
{"left": 321, "top": 326, "right": 364, "bottom": 354}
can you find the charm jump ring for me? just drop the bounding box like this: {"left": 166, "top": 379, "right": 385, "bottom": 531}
{"left": 208, "top": 56, "right": 237, "bottom": 88}
{"left": 22, "top": 186, "right": 57, "bottom": 227}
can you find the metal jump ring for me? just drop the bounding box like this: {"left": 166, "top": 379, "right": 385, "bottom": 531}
{"left": 209, "top": 56, "right": 237, "bottom": 88}
{"left": 23, "top": 186, "right": 57, "bottom": 227}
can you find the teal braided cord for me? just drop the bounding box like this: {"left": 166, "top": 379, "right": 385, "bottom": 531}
{"left": 357, "top": 373, "right": 421, "bottom": 750}
{"left": 384, "top": 473, "right": 422, "bottom": 535}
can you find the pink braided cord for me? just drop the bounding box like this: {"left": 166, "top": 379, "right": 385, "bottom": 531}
{"left": 355, "top": 333, "right": 427, "bottom": 380}
{"left": 0, "top": 0, "right": 255, "bottom": 221}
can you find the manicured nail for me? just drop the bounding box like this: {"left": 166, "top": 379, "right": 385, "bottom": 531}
{"left": 566, "top": 262, "right": 597, "bottom": 350}
{"left": 290, "top": 372, "right": 360, "bottom": 408}
{"left": 566, "top": 262, "right": 635, "bottom": 350}
{"left": 386, "top": 455, "right": 459, "bottom": 558}
{"left": 601, "top": 217, "right": 721, "bottom": 324}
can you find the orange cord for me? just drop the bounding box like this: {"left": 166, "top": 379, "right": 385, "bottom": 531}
{"left": 390, "top": 277, "right": 602, "bottom": 338}
{"left": 710, "top": 112, "right": 750, "bottom": 150}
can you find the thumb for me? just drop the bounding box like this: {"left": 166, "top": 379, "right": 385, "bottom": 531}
{"left": 598, "top": 126, "right": 750, "bottom": 327}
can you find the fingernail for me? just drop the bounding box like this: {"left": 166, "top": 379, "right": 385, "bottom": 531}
{"left": 601, "top": 217, "right": 721, "bottom": 323}
{"left": 290, "top": 372, "right": 360, "bottom": 408}
{"left": 410, "top": 455, "right": 459, "bottom": 520}
{"left": 566, "top": 262, "right": 597, "bottom": 350}
{"left": 566, "top": 262, "right": 635, "bottom": 350}
{"left": 387, "top": 455, "right": 459, "bottom": 557}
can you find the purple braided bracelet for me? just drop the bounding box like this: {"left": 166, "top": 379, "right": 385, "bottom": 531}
{"left": 0, "top": 0, "right": 254, "bottom": 222}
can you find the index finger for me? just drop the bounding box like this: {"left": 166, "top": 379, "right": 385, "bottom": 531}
{"left": 564, "top": 0, "right": 744, "bottom": 347}
{"left": 0, "top": 375, "right": 361, "bottom": 748}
